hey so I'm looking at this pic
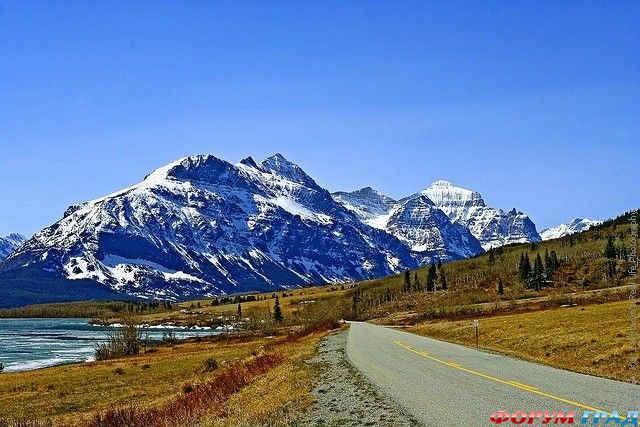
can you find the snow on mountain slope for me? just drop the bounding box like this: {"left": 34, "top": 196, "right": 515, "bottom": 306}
{"left": 334, "top": 180, "right": 540, "bottom": 257}
{"left": 333, "top": 188, "right": 483, "bottom": 261}
{"left": 0, "top": 234, "right": 25, "bottom": 261}
{"left": 384, "top": 195, "right": 483, "bottom": 262}
{"left": 540, "top": 218, "right": 602, "bottom": 240}
{"left": 332, "top": 187, "right": 397, "bottom": 225}
{"left": 2, "top": 154, "right": 416, "bottom": 300}
{"left": 423, "top": 180, "right": 541, "bottom": 249}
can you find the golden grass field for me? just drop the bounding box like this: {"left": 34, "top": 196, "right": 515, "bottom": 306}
{"left": 410, "top": 298, "right": 640, "bottom": 382}
{"left": 0, "top": 329, "right": 329, "bottom": 426}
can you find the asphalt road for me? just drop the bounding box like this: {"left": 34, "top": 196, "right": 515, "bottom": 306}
{"left": 347, "top": 322, "right": 640, "bottom": 426}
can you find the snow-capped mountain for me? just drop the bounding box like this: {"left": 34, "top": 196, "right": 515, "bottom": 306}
{"left": 0, "top": 155, "right": 548, "bottom": 305}
{"left": 1, "top": 154, "right": 416, "bottom": 301}
{"left": 0, "top": 234, "right": 25, "bottom": 261}
{"left": 383, "top": 195, "right": 483, "bottom": 262}
{"left": 332, "top": 187, "right": 397, "bottom": 225}
{"left": 422, "top": 180, "right": 541, "bottom": 249}
{"left": 334, "top": 180, "right": 539, "bottom": 255}
{"left": 540, "top": 218, "right": 602, "bottom": 240}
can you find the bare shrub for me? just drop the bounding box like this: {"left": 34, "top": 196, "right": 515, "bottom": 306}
{"left": 161, "top": 331, "right": 178, "bottom": 345}
{"left": 94, "top": 316, "right": 141, "bottom": 361}
{"left": 200, "top": 357, "right": 218, "bottom": 373}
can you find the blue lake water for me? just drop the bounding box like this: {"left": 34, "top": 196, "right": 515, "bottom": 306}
{"left": 0, "top": 318, "right": 221, "bottom": 372}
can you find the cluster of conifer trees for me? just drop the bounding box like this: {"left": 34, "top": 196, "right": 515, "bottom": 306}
{"left": 402, "top": 260, "right": 447, "bottom": 293}
{"left": 518, "top": 249, "right": 560, "bottom": 291}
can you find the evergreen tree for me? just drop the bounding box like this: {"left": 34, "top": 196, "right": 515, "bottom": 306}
{"left": 497, "top": 277, "right": 504, "bottom": 296}
{"left": 426, "top": 263, "right": 437, "bottom": 292}
{"left": 237, "top": 303, "right": 242, "bottom": 319}
{"left": 413, "top": 271, "right": 421, "bottom": 292}
{"left": 550, "top": 250, "right": 559, "bottom": 270}
{"left": 487, "top": 248, "right": 495, "bottom": 266}
{"left": 518, "top": 253, "right": 525, "bottom": 280}
{"left": 352, "top": 288, "right": 361, "bottom": 319}
{"left": 439, "top": 269, "right": 447, "bottom": 290}
{"left": 604, "top": 236, "right": 616, "bottom": 259}
{"left": 273, "top": 295, "right": 284, "bottom": 323}
{"left": 530, "top": 254, "right": 544, "bottom": 291}
{"left": 607, "top": 259, "right": 617, "bottom": 279}
{"left": 543, "top": 249, "right": 560, "bottom": 284}
{"left": 403, "top": 270, "right": 411, "bottom": 293}
{"left": 518, "top": 253, "right": 531, "bottom": 283}
{"left": 437, "top": 259, "right": 442, "bottom": 269}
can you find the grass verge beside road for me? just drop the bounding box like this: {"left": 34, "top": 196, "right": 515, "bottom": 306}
{"left": 409, "top": 299, "right": 639, "bottom": 382}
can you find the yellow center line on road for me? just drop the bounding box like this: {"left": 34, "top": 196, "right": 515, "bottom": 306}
{"left": 393, "top": 340, "right": 608, "bottom": 414}
{"left": 508, "top": 380, "right": 538, "bottom": 391}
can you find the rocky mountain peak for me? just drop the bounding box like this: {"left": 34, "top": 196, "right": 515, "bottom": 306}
{"left": 0, "top": 233, "right": 25, "bottom": 261}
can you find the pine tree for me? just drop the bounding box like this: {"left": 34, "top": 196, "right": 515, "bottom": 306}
{"left": 437, "top": 259, "right": 442, "bottom": 270}
{"left": 518, "top": 253, "right": 525, "bottom": 280}
{"left": 604, "top": 236, "right": 616, "bottom": 259}
{"left": 352, "top": 288, "right": 361, "bottom": 319}
{"left": 273, "top": 295, "right": 284, "bottom": 323}
{"left": 543, "top": 249, "right": 560, "bottom": 284}
{"left": 426, "top": 263, "right": 437, "bottom": 292}
{"left": 530, "top": 254, "right": 544, "bottom": 291}
{"left": 403, "top": 270, "right": 411, "bottom": 293}
{"left": 413, "top": 271, "right": 421, "bottom": 292}
{"left": 439, "top": 269, "right": 447, "bottom": 290}
{"left": 607, "top": 259, "right": 617, "bottom": 279}
{"left": 550, "top": 250, "right": 559, "bottom": 270}
{"left": 237, "top": 303, "right": 242, "bottom": 319}
{"left": 497, "top": 277, "right": 504, "bottom": 296}
{"left": 487, "top": 248, "right": 495, "bottom": 266}
{"left": 518, "top": 253, "right": 531, "bottom": 283}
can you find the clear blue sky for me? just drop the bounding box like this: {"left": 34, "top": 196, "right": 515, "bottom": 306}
{"left": 1, "top": 0, "right": 638, "bottom": 236}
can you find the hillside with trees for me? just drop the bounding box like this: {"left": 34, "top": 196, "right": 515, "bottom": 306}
{"left": 347, "top": 210, "right": 638, "bottom": 322}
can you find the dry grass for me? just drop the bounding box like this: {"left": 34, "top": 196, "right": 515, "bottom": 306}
{"left": 86, "top": 353, "right": 284, "bottom": 427}
{"left": 0, "top": 331, "right": 328, "bottom": 426}
{"left": 123, "top": 283, "right": 354, "bottom": 328}
{"left": 204, "top": 329, "right": 330, "bottom": 427}
{"left": 410, "top": 299, "right": 640, "bottom": 382}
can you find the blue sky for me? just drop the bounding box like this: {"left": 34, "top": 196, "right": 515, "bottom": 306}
{"left": 0, "top": 0, "right": 638, "bottom": 236}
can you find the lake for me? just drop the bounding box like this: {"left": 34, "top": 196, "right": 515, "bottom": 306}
{"left": 0, "top": 318, "right": 222, "bottom": 372}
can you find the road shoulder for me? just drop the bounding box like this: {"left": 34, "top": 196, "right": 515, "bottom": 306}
{"left": 301, "top": 328, "right": 421, "bottom": 426}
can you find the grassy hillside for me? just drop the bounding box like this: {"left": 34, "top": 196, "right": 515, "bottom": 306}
{"left": 347, "top": 210, "right": 638, "bottom": 321}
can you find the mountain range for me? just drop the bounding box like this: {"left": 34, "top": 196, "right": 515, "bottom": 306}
{"left": 0, "top": 234, "right": 25, "bottom": 262}
{"left": 0, "top": 153, "right": 591, "bottom": 306}
{"left": 539, "top": 218, "right": 602, "bottom": 240}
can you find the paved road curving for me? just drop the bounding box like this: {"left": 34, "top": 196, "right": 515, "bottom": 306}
{"left": 347, "top": 322, "right": 640, "bottom": 426}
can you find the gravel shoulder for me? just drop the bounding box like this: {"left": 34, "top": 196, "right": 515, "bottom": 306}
{"left": 301, "top": 328, "right": 421, "bottom": 427}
